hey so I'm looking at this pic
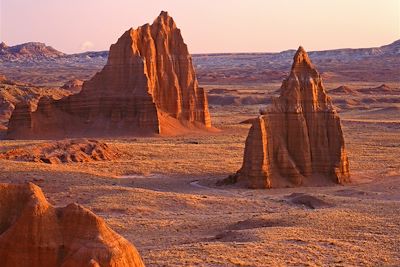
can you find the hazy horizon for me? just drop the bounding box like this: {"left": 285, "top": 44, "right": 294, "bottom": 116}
{"left": 1, "top": 0, "right": 399, "bottom": 54}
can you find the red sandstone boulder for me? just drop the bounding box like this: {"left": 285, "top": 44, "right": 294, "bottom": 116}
{"left": 0, "top": 183, "right": 145, "bottom": 267}
{"left": 6, "top": 11, "right": 211, "bottom": 139}
{"left": 233, "top": 47, "right": 350, "bottom": 188}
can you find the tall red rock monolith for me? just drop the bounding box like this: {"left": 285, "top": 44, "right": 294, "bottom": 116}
{"left": 6, "top": 11, "right": 211, "bottom": 139}
{"left": 235, "top": 47, "right": 350, "bottom": 188}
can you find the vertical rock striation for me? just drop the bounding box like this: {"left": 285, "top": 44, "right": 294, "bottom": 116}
{"left": 236, "top": 47, "right": 350, "bottom": 188}
{"left": 0, "top": 183, "right": 145, "bottom": 267}
{"left": 6, "top": 11, "right": 211, "bottom": 139}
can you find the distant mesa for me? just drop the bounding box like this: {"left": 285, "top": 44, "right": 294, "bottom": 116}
{"left": 6, "top": 11, "right": 212, "bottom": 139}
{"left": 0, "top": 139, "right": 117, "bottom": 164}
{"left": 0, "top": 42, "right": 64, "bottom": 61}
{"left": 0, "top": 183, "right": 145, "bottom": 267}
{"left": 226, "top": 46, "right": 350, "bottom": 188}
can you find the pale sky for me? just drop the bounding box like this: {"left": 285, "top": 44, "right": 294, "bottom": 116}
{"left": 0, "top": 0, "right": 399, "bottom": 54}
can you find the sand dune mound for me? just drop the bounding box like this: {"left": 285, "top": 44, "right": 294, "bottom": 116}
{"left": 357, "top": 84, "right": 399, "bottom": 95}
{"left": 286, "top": 193, "right": 333, "bottom": 209}
{"left": 330, "top": 85, "right": 358, "bottom": 95}
{"left": 364, "top": 106, "right": 400, "bottom": 115}
{"left": 0, "top": 183, "right": 144, "bottom": 267}
{"left": 0, "top": 139, "right": 117, "bottom": 163}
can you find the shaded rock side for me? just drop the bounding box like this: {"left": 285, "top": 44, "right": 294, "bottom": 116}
{"left": 0, "top": 183, "right": 145, "bottom": 267}
{"left": 6, "top": 11, "right": 211, "bottom": 139}
{"left": 236, "top": 47, "right": 350, "bottom": 188}
{"left": 0, "top": 77, "right": 72, "bottom": 138}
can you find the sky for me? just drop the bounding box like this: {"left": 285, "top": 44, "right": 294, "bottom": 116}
{"left": 0, "top": 0, "right": 399, "bottom": 54}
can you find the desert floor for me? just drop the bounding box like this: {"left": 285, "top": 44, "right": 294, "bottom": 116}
{"left": 0, "top": 82, "right": 399, "bottom": 266}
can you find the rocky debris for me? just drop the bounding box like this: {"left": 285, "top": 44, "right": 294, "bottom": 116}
{"left": 6, "top": 11, "right": 211, "bottom": 139}
{"left": 0, "top": 183, "right": 145, "bottom": 267}
{"left": 0, "top": 74, "right": 7, "bottom": 83}
{"left": 0, "top": 139, "right": 117, "bottom": 163}
{"left": 231, "top": 47, "right": 350, "bottom": 188}
{"left": 61, "top": 79, "right": 84, "bottom": 92}
{"left": 285, "top": 193, "right": 333, "bottom": 209}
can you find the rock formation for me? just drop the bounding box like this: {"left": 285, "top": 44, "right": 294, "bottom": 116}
{"left": 0, "top": 139, "right": 117, "bottom": 164}
{"left": 61, "top": 79, "right": 84, "bottom": 93}
{"left": 0, "top": 183, "right": 145, "bottom": 267}
{"left": 0, "top": 77, "right": 72, "bottom": 138}
{"left": 0, "top": 42, "right": 64, "bottom": 62}
{"left": 233, "top": 47, "right": 350, "bottom": 188}
{"left": 6, "top": 11, "right": 211, "bottom": 139}
{"left": 330, "top": 85, "right": 358, "bottom": 95}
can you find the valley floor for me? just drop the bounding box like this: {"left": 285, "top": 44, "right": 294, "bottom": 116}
{"left": 0, "top": 83, "right": 399, "bottom": 266}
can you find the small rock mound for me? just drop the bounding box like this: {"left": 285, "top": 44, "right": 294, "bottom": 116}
{"left": 0, "top": 183, "right": 145, "bottom": 267}
{"left": 330, "top": 85, "right": 358, "bottom": 95}
{"left": 357, "top": 84, "right": 398, "bottom": 94}
{"left": 286, "top": 193, "right": 333, "bottom": 209}
{"left": 0, "top": 139, "right": 117, "bottom": 163}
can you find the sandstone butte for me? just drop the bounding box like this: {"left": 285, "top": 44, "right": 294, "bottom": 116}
{"left": 234, "top": 47, "right": 350, "bottom": 188}
{"left": 6, "top": 11, "right": 211, "bottom": 139}
{"left": 0, "top": 183, "right": 145, "bottom": 267}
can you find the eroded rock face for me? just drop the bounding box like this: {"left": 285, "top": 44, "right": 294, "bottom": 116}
{"left": 0, "top": 139, "right": 117, "bottom": 164}
{"left": 0, "top": 183, "right": 145, "bottom": 267}
{"left": 235, "top": 47, "right": 350, "bottom": 188}
{"left": 0, "top": 76, "right": 72, "bottom": 138}
{"left": 6, "top": 11, "right": 211, "bottom": 139}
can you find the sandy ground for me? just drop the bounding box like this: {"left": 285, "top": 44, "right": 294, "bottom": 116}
{"left": 0, "top": 83, "right": 399, "bottom": 266}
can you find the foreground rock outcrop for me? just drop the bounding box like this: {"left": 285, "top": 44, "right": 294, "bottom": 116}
{"left": 6, "top": 11, "right": 211, "bottom": 139}
{"left": 232, "top": 47, "right": 350, "bottom": 188}
{"left": 0, "top": 139, "right": 117, "bottom": 163}
{"left": 0, "top": 183, "right": 145, "bottom": 267}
